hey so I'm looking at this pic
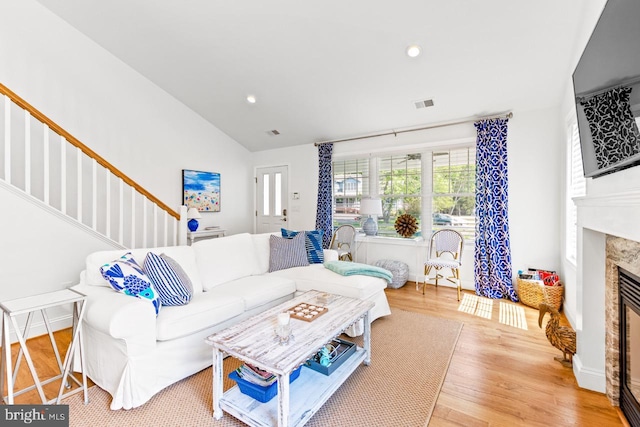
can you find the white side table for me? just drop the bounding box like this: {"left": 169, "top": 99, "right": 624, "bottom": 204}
{"left": 187, "top": 228, "right": 226, "bottom": 245}
{"left": 0, "top": 288, "right": 88, "bottom": 405}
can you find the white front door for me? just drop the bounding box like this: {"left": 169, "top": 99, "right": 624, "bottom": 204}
{"left": 256, "top": 165, "right": 289, "bottom": 233}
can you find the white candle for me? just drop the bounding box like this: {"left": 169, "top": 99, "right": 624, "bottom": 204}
{"left": 277, "top": 312, "right": 290, "bottom": 326}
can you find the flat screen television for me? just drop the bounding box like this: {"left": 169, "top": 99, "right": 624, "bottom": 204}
{"left": 573, "top": 0, "right": 640, "bottom": 178}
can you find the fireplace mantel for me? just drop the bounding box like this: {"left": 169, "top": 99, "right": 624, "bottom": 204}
{"left": 575, "top": 188, "right": 640, "bottom": 244}
{"left": 572, "top": 188, "right": 640, "bottom": 397}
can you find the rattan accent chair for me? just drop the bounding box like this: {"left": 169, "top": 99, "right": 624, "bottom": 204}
{"left": 418, "top": 228, "right": 464, "bottom": 300}
{"left": 329, "top": 225, "right": 356, "bottom": 261}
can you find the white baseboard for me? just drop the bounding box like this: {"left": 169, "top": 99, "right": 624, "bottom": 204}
{"left": 573, "top": 354, "right": 606, "bottom": 393}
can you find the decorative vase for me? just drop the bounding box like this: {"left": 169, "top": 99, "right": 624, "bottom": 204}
{"left": 362, "top": 216, "right": 378, "bottom": 236}
{"left": 188, "top": 218, "right": 199, "bottom": 232}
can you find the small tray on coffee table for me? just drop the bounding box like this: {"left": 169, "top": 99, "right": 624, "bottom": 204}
{"left": 286, "top": 302, "right": 328, "bottom": 322}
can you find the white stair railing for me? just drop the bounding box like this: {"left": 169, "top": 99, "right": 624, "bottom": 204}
{"left": 0, "top": 83, "right": 186, "bottom": 248}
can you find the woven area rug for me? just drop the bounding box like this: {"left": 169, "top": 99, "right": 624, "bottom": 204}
{"left": 66, "top": 309, "right": 462, "bottom": 427}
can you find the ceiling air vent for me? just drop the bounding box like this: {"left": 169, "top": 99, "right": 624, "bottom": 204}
{"left": 266, "top": 130, "right": 281, "bottom": 136}
{"left": 414, "top": 99, "right": 434, "bottom": 109}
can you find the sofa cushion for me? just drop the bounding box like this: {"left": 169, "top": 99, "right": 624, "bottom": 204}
{"left": 194, "top": 233, "right": 260, "bottom": 291}
{"left": 207, "top": 275, "right": 296, "bottom": 311}
{"left": 251, "top": 233, "right": 274, "bottom": 275}
{"left": 155, "top": 292, "right": 244, "bottom": 341}
{"left": 100, "top": 252, "right": 161, "bottom": 315}
{"left": 85, "top": 246, "right": 203, "bottom": 293}
{"left": 143, "top": 253, "right": 193, "bottom": 306}
{"left": 281, "top": 228, "right": 324, "bottom": 264}
{"left": 269, "top": 264, "right": 388, "bottom": 300}
{"left": 269, "top": 233, "right": 309, "bottom": 272}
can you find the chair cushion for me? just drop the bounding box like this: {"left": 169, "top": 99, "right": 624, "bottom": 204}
{"left": 425, "top": 257, "right": 461, "bottom": 269}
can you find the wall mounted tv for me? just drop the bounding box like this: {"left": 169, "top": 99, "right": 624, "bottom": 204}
{"left": 573, "top": 0, "right": 640, "bottom": 178}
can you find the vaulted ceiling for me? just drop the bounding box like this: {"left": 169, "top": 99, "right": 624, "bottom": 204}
{"left": 36, "top": 0, "right": 604, "bottom": 152}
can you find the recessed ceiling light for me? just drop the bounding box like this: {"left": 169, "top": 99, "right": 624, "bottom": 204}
{"left": 246, "top": 95, "right": 256, "bottom": 104}
{"left": 406, "top": 45, "right": 421, "bottom": 58}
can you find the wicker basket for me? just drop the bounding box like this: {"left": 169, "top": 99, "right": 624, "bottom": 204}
{"left": 517, "top": 278, "right": 563, "bottom": 311}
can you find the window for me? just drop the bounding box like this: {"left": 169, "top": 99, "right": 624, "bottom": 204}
{"left": 332, "top": 146, "right": 476, "bottom": 239}
{"left": 566, "top": 120, "right": 586, "bottom": 263}
{"left": 378, "top": 154, "right": 422, "bottom": 237}
{"left": 333, "top": 159, "right": 369, "bottom": 227}
{"left": 432, "top": 148, "right": 476, "bottom": 240}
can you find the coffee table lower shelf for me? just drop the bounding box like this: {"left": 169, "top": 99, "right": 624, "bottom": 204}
{"left": 220, "top": 347, "right": 366, "bottom": 427}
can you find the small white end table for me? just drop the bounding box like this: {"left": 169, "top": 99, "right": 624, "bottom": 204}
{"left": 0, "top": 288, "right": 88, "bottom": 405}
{"left": 187, "top": 228, "right": 226, "bottom": 245}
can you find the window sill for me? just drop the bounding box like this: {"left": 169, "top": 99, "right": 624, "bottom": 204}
{"left": 355, "top": 234, "right": 425, "bottom": 246}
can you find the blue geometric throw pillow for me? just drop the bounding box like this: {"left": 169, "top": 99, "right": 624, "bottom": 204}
{"left": 143, "top": 252, "right": 193, "bottom": 306}
{"left": 100, "top": 252, "right": 161, "bottom": 315}
{"left": 281, "top": 228, "right": 324, "bottom": 264}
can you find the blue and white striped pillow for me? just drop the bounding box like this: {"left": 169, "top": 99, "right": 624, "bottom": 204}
{"left": 143, "top": 252, "right": 193, "bottom": 306}
{"left": 281, "top": 228, "right": 324, "bottom": 264}
{"left": 269, "top": 233, "right": 310, "bottom": 272}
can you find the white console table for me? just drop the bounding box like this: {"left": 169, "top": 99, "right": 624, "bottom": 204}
{"left": 187, "top": 229, "right": 226, "bottom": 245}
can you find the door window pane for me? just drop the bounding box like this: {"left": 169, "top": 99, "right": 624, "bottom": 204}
{"left": 262, "top": 174, "right": 269, "bottom": 216}
{"left": 275, "top": 172, "right": 282, "bottom": 215}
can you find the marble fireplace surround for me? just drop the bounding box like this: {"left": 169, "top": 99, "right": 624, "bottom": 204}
{"left": 575, "top": 189, "right": 640, "bottom": 405}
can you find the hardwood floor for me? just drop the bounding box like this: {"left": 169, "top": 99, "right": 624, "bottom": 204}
{"left": 387, "top": 283, "right": 625, "bottom": 427}
{"left": 0, "top": 327, "right": 91, "bottom": 405}
{"left": 1, "top": 284, "right": 626, "bottom": 426}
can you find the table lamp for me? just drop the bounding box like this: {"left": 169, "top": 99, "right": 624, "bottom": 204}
{"left": 187, "top": 207, "right": 201, "bottom": 232}
{"left": 360, "top": 198, "right": 382, "bottom": 236}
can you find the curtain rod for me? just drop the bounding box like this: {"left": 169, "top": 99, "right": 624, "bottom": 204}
{"left": 575, "top": 75, "right": 640, "bottom": 103}
{"left": 313, "top": 111, "right": 513, "bottom": 146}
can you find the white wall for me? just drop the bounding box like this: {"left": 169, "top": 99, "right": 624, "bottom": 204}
{"left": 253, "top": 108, "right": 565, "bottom": 292}
{"left": 0, "top": 181, "right": 121, "bottom": 337}
{"left": 0, "top": 1, "right": 254, "bottom": 307}
{"left": 0, "top": 0, "right": 254, "bottom": 235}
{"left": 252, "top": 144, "right": 320, "bottom": 232}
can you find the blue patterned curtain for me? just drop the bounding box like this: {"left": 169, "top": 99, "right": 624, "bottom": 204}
{"left": 474, "top": 119, "right": 518, "bottom": 301}
{"left": 315, "top": 143, "right": 333, "bottom": 249}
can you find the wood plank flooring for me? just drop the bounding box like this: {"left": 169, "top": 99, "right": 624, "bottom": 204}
{"left": 1, "top": 283, "right": 627, "bottom": 426}
{"left": 388, "top": 283, "right": 625, "bottom": 427}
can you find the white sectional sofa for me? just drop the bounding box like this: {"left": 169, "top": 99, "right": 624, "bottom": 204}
{"left": 72, "top": 232, "right": 391, "bottom": 410}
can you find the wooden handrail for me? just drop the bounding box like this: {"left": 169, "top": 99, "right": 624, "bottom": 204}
{"left": 0, "top": 83, "right": 179, "bottom": 220}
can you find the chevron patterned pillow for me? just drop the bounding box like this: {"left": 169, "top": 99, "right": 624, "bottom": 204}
{"left": 281, "top": 228, "right": 324, "bottom": 264}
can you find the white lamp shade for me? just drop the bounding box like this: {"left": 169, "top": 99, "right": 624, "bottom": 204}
{"left": 187, "top": 207, "right": 201, "bottom": 219}
{"left": 360, "top": 198, "right": 382, "bottom": 216}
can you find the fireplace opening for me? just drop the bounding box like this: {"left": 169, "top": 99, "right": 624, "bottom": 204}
{"left": 620, "top": 267, "right": 640, "bottom": 427}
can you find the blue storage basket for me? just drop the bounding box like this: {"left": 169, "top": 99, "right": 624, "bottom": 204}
{"left": 228, "top": 366, "right": 302, "bottom": 403}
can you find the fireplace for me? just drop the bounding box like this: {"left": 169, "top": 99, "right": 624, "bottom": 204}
{"left": 620, "top": 268, "right": 640, "bottom": 426}
{"left": 574, "top": 189, "right": 640, "bottom": 415}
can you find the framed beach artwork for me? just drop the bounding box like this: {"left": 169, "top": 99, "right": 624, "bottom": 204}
{"left": 182, "top": 169, "right": 221, "bottom": 212}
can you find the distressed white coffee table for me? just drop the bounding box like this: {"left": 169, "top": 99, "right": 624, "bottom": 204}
{"left": 206, "top": 290, "right": 374, "bottom": 427}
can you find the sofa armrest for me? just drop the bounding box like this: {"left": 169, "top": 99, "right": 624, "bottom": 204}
{"left": 323, "top": 249, "right": 339, "bottom": 262}
{"left": 72, "top": 285, "right": 156, "bottom": 341}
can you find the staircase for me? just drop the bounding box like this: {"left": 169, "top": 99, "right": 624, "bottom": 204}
{"left": 0, "top": 83, "right": 186, "bottom": 249}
